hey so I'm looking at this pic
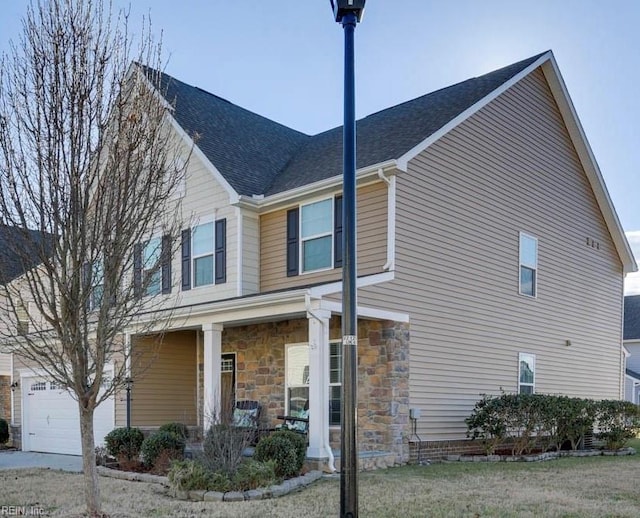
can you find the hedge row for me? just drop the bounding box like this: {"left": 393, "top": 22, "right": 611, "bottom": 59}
{"left": 465, "top": 394, "right": 640, "bottom": 455}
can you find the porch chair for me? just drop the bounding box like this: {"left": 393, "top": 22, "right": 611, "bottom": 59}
{"left": 232, "top": 400, "right": 262, "bottom": 445}
{"left": 276, "top": 400, "right": 309, "bottom": 437}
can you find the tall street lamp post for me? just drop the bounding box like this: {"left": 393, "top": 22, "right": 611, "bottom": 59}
{"left": 329, "top": 2, "right": 366, "bottom": 517}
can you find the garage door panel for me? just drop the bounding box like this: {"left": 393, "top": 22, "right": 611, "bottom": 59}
{"left": 23, "top": 376, "right": 114, "bottom": 455}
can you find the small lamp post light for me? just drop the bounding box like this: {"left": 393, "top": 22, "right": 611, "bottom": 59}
{"left": 125, "top": 377, "right": 133, "bottom": 429}
{"left": 329, "top": 1, "right": 365, "bottom": 517}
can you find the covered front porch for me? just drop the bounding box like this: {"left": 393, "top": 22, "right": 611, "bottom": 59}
{"left": 121, "top": 288, "right": 411, "bottom": 469}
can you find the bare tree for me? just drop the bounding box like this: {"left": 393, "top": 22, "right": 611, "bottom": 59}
{"left": 0, "top": 1, "right": 187, "bottom": 515}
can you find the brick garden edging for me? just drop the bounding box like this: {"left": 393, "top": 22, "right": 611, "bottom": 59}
{"left": 97, "top": 465, "right": 324, "bottom": 502}
{"left": 444, "top": 447, "right": 636, "bottom": 463}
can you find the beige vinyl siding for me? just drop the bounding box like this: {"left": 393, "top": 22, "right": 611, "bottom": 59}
{"left": 0, "top": 353, "right": 10, "bottom": 375}
{"left": 260, "top": 181, "right": 388, "bottom": 292}
{"left": 241, "top": 211, "right": 260, "bottom": 295}
{"left": 126, "top": 330, "right": 198, "bottom": 427}
{"left": 358, "top": 68, "right": 624, "bottom": 440}
{"left": 171, "top": 142, "right": 238, "bottom": 305}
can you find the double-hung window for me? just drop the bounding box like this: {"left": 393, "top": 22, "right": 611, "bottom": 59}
{"left": 180, "top": 219, "right": 226, "bottom": 290}
{"left": 287, "top": 196, "right": 343, "bottom": 276}
{"left": 518, "top": 352, "right": 535, "bottom": 394}
{"left": 519, "top": 233, "right": 538, "bottom": 297}
{"left": 301, "top": 199, "right": 333, "bottom": 273}
{"left": 192, "top": 222, "right": 214, "bottom": 287}
{"left": 89, "top": 260, "right": 104, "bottom": 310}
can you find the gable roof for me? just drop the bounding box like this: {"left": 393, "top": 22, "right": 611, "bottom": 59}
{"left": 144, "top": 51, "right": 635, "bottom": 274}
{"left": 0, "top": 225, "right": 51, "bottom": 284}
{"left": 624, "top": 295, "right": 640, "bottom": 341}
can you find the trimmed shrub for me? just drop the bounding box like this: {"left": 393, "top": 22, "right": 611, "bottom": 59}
{"left": 465, "top": 394, "right": 508, "bottom": 455}
{"left": 104, "top": 427, "right": 144, "bottom": 461}
{"left": 0, "top": 418, "right": 9, "bottom": 445}
{"left": 233, "top": 459, "right": 277, "bottom": 490}
{"left": 595, "top": 399, "right": 640, "bottom": 450}
{"left": 141, "top": 430, "right": 185, "bottom": 467}
{"left": 159, "top": 422, "right": 190, "bottom": 440}
{"left": 168, "top": 459, "right": 215, "bottom": 491}
{"left": 254, "top": 430, "right": 306, "bottom": 478}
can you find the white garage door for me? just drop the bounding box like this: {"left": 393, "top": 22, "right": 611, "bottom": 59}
{"left": 23, "top": 375, "right": 114, "bottom": 455}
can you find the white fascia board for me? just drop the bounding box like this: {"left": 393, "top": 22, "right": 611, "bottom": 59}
{"left": 319, "top": 299, "right": 409, "bottom": 323}
{"left": 540, "top": 56, "right": 636, "bottom": 274}
{"left": 166, "top": 116, "right": 240, "bottom": 205}
{"left": 396, "top": 52, "right": 553, "bottom": 172}
{"left": 308, "top": 271, "right": 395, "bottom": 298}
{"left": 235, "top": 160, "right": 400, "bottom": 212}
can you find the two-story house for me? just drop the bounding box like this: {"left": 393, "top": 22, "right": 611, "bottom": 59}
{"left": 7, "top": 50, "right": 636, "bottom": 466}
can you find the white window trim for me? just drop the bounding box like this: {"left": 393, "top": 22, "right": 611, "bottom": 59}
{"left": 519, "top": 232, "right": 538, "bottom": 298}
{"left": 328, "top": 339, "right": 342, "bottom": 427}
{"left": 518, "top": 352, "right": 536, "bottom": 394}
{"left": 192, "top": 216, "right": 216, "bottom": 289}
{"left": 299, "top": 197, "right": 334, "bottom": 275}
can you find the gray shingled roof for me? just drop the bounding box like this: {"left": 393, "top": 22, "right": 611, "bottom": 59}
{"left": 0, "top": 225, "right": 51, "bottom": 284}
{"left": 624, "top": 295, "right": 640, "bottom": 341}
{"left": 146, "top": 53, "right": 545, "bottom": 197}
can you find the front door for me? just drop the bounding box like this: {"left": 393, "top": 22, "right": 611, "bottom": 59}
{"left": 220, "top": 353, "right": 236, "bottom": 418}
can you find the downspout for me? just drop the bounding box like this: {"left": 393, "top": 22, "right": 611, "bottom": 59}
{"left": 377, "top": 168, "right": 396, "bottom": 271}
{"left": 305, "top": 292, "right": 336, "bottom": 473}
{"left": 10, "top": 352, "right": 14, "bottom": 426}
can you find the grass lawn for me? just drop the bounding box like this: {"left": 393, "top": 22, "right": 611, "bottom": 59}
{"left": 2, "top": 444, "right": 640, "bottom": 517}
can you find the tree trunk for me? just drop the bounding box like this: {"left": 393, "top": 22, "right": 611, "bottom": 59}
{"left": 79, "top": 404, "right": 101, "bottom": 516}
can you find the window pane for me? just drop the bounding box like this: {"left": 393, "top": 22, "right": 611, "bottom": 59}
{"left": 288, "top": 387, "right": 309, "bottom": 414}
{"left": 301, "top": 199, "right": 332, "bottom": 238}
{"left": 143, "top": 237, "right": 161, "bottom": 268}
{"left": 519, "top": 354, "right": 535, "bottom": 384}
{"left": 330, "top": 342, "right": 342, "bottom": 384}
{"left": 145, "top": 269, "right": 161, "bottom": 296}
{"left": 287, "top": 344, "right": 309, "bottom": 385}
{"left": 194, "top": 255, "right": 214, "bottom": 286}
{"left": 520, "top": 234, "right": 537, "bottom": 267}
{"left": 519, "top": 384, "right": 534, "bottom": 395}
{"left": 193, "top": 222, "right": 214, "bottom": 256}
{"left": 520, "top": 266, "right": 536, "bottom": 296}
{"left": 303, "top": 236, "right": 332, "bottom": 271}
{"left": 329, "top": 385, "right": 341, "bottom": 426}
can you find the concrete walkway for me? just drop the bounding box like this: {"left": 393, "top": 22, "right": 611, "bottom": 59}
{"left": 0, "top": 451, "right": 82, "bottom": 472}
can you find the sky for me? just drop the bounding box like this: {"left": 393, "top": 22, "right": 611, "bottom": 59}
{"left": 1, "top": 1, "right": 638, "bottom": 230}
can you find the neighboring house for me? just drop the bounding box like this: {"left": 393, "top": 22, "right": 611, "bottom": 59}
{"left": 0, "top": 226, "right": 52, "bottom": 426}
{"left": 624, "top": 295, "right": 640, "bottom": 404}
{"left": 6, "top": 50, "right": 636, "bottom": 465}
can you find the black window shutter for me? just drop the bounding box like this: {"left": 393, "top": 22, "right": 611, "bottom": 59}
{"left": 286, "top": 208, "right": 299, "bottom": 277}
{"left": 161, "top": 234, "right": 172, "bottom": 294}
{"left": 215, "top": 219, "right": 226, "bottom": 284}
{"left": 334, "top": 195, "right": 343, "bottom": 268}
{"left": 133, "top": 244, "right": 143, "bottom": 298}
{"left": 181, "top": 229, "right": 191, "bottom": 291}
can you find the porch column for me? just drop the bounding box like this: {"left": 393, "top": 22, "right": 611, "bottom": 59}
{"left": 307, "top": 309, "right": 331, "bottom": 459}
{"left": 203, "top": 323, "right": 223, "bottom": 431}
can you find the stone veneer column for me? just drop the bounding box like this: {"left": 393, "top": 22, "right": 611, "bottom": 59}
{"left": 203, "top": 323, "right": 223, "bottom": 430}
{"left": 307, "top": 309, "right": 331, "bottom": 460}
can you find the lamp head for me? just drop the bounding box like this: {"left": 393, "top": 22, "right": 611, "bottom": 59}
{"left": 330, "top": 0, "right": 366, "bottom": 23}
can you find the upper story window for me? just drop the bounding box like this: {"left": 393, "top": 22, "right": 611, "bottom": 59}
{"left": 180, "top": 219, "right": 226, "bottom": 291}
{"left": 287, "top": 196, "right": 342, "bottom": 276}
{"left": 134, "top": 235, "right": 172, "bottom": 297}
{"left": 519, "top": 233, "right": 537, "bottom": 297}
{"left": 192, "top": 222, "right": 214, "bottom": 287}
{"left": 518, "top": 352, "right": 535, "bottom": 394}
